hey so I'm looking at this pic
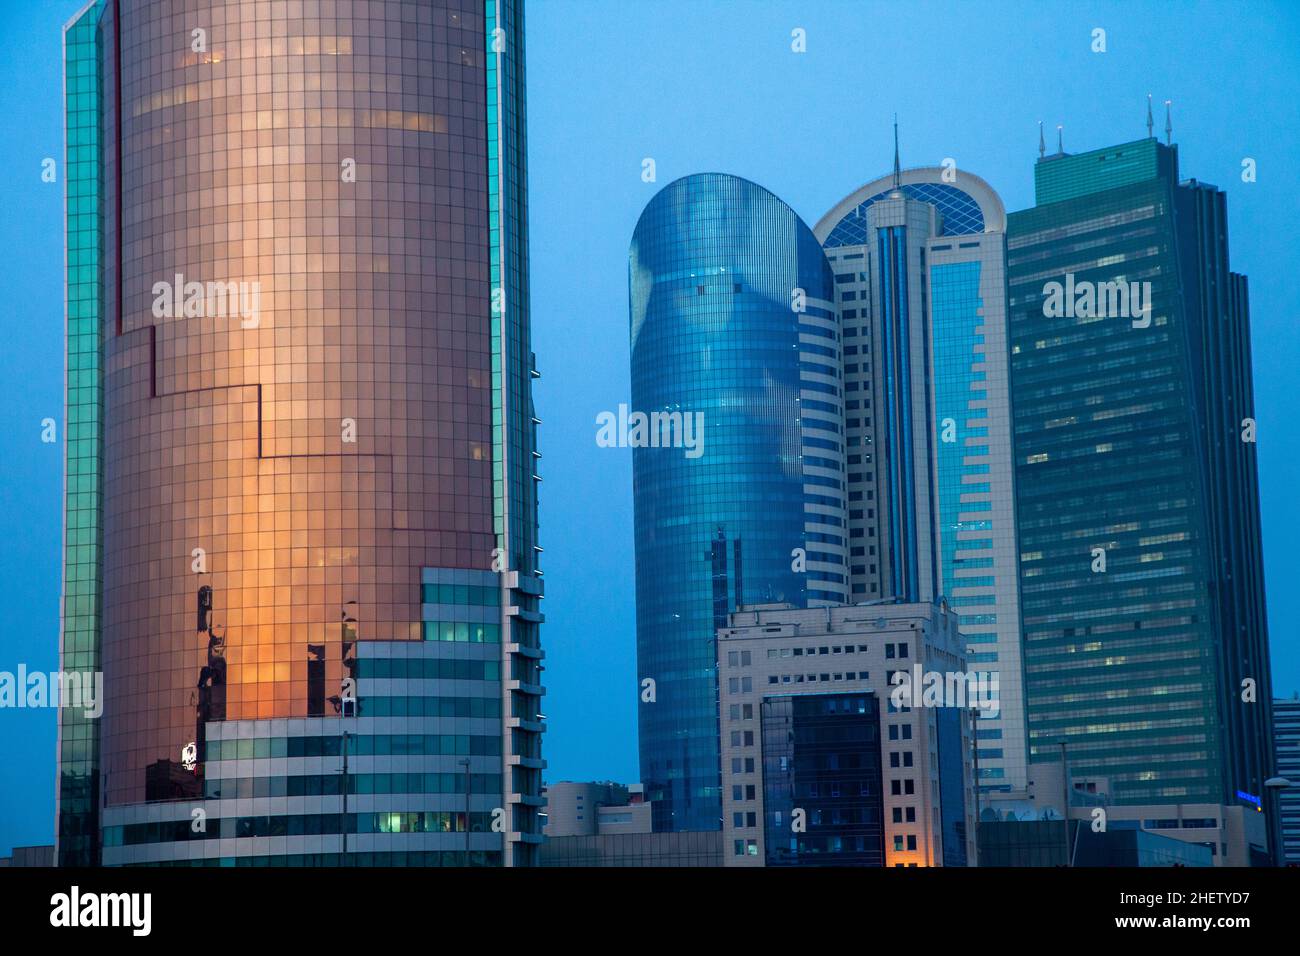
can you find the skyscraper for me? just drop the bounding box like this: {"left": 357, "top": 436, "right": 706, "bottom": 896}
{"left": 1006, "top": 131, "right": 1273, "bottom": 826}
{"left": 57, "top": 0, "right": 543, "bottom": 866}
{"left": 628, "top": 161, "right": 1022, "bottom": 833}
{"left": 814, "top": 165, "right": 1027, "bottom": 799}
{"left": 629, "top": 173, "right": 849, "bottom": 831}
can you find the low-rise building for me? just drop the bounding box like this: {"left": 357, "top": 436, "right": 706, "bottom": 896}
{"left": 718, "top": 600, "right": 978, "bottom": 866}
{"left": 540, "top": 781, "right": 717, "bottom": 866}
{"left": 986, "top": 763, "right": 1271, "bottom": 866}
{"left": 0, "top": 845, "right": 54, "bottom": 867}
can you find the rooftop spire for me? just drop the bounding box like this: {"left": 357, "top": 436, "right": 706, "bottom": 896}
{"left": 1038, "top": 120, "right": 1045, "bottom": 159}
{"left": 892, "top": 114, "right": 901, "bottom": 190}
{"left": 1164, "top": 99, "right": 1172, "bottom": 145}
{"left": 1146, "top": 93, "right": 1154, "bottom": 139}
{"left": 1057, "top": 124, "right": 1064, "bottom": 155}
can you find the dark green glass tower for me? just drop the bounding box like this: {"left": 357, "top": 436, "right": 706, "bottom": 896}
{"left": 1007, "top": 137, "right": 1273, "bottom": 833}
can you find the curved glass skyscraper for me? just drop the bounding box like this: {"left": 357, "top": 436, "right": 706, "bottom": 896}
{"left": 629, "top": 174, "right": 848, "bottom": 831}
{"left": 58, "top": 0, "right": 543, "bottom": 866}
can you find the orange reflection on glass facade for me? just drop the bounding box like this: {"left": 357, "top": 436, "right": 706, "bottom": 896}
{"left": 100, "top": 0, "right": 497, "bottom": 807}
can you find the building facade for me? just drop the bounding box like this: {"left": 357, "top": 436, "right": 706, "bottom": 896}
{"left": 1275, "top": 695, "right": 1300, "bottom": 864}
{"left": 58, "top": 0, "right": 544, "bottom": 867}
{"left": 813, "top": 167, "right": 1027, "bottom": 800}
{"left": 57, "top": 0, "right": 109, "bottom": 869}
{"left": 629, "top": 173, "right": 850, "bottom": 831}
{"left": 717, "top": 601, "right": 975, "bottom": 866}
{"left": 1006, "top": 135, "right": 1273, "bottom": 827}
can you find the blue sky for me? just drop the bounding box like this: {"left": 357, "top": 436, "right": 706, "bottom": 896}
{"left": 2, "top": 0, "right": 1298, "bottom": 854}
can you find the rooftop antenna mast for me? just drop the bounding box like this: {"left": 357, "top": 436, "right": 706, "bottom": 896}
{"left": 1038, "top": 120, "right": 1045, "bottom": 159}
{"left": 1164, "top": 99, "right": 1173, "bottom": 145}
{"left": 1146, "top": 94, "right": 1154, "bottom": 139}
{"left": 1056, "top": 124, "right": 1064, "bottom": 155}
{"left": 892, "top": 114, "right": 901, "bottom": 190}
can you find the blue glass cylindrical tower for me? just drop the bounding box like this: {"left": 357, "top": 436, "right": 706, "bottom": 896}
{"left": 629, "top": 174, "right": 848, "bottom": 831}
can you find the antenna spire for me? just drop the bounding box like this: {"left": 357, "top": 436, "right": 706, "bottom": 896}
{"left": 1164, "top": 99, "right": 1172, "bottom": 145}
{"left": 1057, "top": 124, "right": 1064, "bottom": 155}
{"left": 1146, "top": 94, "right": 1154, "bottom": 139}
{"left": 892, "top": 114, "right": 901, "bottom": 190}
{"left": 1038, "top": 120, "right": 1045, "bottom": 159}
